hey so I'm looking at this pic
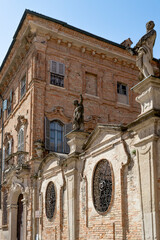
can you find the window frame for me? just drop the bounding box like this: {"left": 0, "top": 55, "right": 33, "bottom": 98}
{"left": 117, "top": 82, "right": 129, "bottom": 105}
{"left": 45, "top": 117, "right": 72, "bottom": 154}
{"left": 18, "top": 127, "right": 24, "bottom": 152}
{"left": 20, "top": 76, "right": 26, "bottom": 98}
{"left": 7, "top": 90, "right": 12, "bottom": 116}
{"left": 50, "top": 120, "right": 64, "bottom": 153}
{"left": 50, "top": 60, "right": 65, "bottom": 88}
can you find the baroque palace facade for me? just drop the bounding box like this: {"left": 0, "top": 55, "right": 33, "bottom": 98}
{"left": 0, "top": 10, "right": 160, "bottom": 240}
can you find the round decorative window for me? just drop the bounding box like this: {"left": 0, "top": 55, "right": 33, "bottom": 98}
{"left": 93, "top": 159, "right": 113, "bottom": 213}
{"left": 45, "top": 182, "right": 56, "bottom": 219}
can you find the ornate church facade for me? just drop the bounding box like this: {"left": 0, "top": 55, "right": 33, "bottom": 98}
{"left": 0, "top": 10, "right": 160, "bottom": 240}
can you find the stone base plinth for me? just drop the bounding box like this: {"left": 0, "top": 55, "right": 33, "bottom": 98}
{"left": 66, "top": 130, "right": 89, "bottom": 155}
{"left": 132, "top": 75, "right": 160, "bottom": 117}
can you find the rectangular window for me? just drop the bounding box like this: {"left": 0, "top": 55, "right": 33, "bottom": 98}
{"left": 117, "top": 82, "right": 129, "bottom": 105}
{"left": 50, "top": 60, "right": 65, "bottom": 87}
{"left": 117, "top": 82, "right": 127, "bottom": 95}
{"left": 7, "top": 90, "right": 12, "bottom": 116}
{"left": 85, "top": 72, "right": 97, "bottom": 96}
{"left": 21, "top": 76, "right": 26, "bottom": 98}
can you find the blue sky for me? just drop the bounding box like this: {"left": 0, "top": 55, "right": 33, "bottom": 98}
{"left": 0, "top": 0, "right": 160, "bottom": 66}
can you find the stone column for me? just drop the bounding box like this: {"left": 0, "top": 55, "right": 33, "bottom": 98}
{"left": 64, "top": 131, "right": 89, "bottom": 240}
{"left": 132, "top": 76, "right": 160, "bottom": 240}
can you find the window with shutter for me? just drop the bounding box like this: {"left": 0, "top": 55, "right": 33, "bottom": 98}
{"left": 6, "top": 141, "right": 11, "bottom": 159}
{"left": 18, "top": 128, "right": 24, "bottom": 151}
{"left": 45, "top": 118, "right": 71, "bottom": 153}
{"left": 50, "top": 121, "right": 63, "bottom": 153}
{"left": 21, "top": 76, "right": 26, "bottom": 98}
{"left": 50, "top": 60, "right": 65, "bottom": 87}
{"left": 45, "top": 117, "right": 50, "bottom": 150}
{"left": 7, "top": 90, "right": 12, "bottom": 116}
{"left": 3, "top": 100, "right": 7, "bottom": 111}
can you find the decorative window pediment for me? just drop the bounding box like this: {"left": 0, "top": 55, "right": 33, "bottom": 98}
{"left": 4, "top": 132, "right": 13, "bottom": 145}
{"left": 4, "top": 132, "right": 13, "bottom": 159}
{"left": 15, "top": 115, "right": 28, "bottom": 132}
{"left": 45, "top": 106, "right": 71, "bottom": 124}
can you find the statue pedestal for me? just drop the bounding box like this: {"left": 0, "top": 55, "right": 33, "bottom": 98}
{"left": 64, "top": 130, "right": 89, "bottom": 240}
{"left": 66, "top": 130, "right": 89, "bottom": 155}
{"left": 132, "top": 75, "right": 160, "bottom": 240}
{"left": 132, "top": 75, "right": 160, "bottom": 117}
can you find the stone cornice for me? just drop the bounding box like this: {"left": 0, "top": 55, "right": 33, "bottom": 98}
{"left": 29, "top": 20, "right": 135, "bottom": 63}
{"left": 0, "top": 11, "right": 138, "bottom": 95}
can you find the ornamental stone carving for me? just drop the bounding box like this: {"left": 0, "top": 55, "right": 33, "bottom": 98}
{"left": 15, "top": 115, "right": 28, "bottom": 132}
{"left": 127, "top": 21, "right": 156, "bottom": 79}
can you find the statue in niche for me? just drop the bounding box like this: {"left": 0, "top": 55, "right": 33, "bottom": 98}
{"left": 127, "top": 21, "right": 156, "bottom": 79}
{"left": 73, "top": 94, "right": 84, "bottom": 131}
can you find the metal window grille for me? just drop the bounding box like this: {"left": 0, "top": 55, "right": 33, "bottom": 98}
{"left": 50, "top": 73, "right": 64, "bottom": 87}
{"left": 93, "top": 159, "right": 113, "bottom": 213}
{"left": 45, "top": 182, "right": 56, "bottom": 219}
{"left": 50, "top": 61, "right": 65, "bottom": 87}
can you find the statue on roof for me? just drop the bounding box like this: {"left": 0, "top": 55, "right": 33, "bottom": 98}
{"left": 73, "top": 94, "right": 84, "bottom": 131}
{"left": 127, "top": 21, "right": 156, "bottom": 79}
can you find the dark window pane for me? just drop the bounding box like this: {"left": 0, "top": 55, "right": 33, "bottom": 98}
{"left": 21, "top": 76, "right": 26, "bottom": 98}
{"left": 117, "top": 82, "right": 127, "bottom": 95}
{"left": 50, "top": 73, "right": 64, "bottom": 87}
{"left": 49, "top": 121, "right": 63, "bottom": 153}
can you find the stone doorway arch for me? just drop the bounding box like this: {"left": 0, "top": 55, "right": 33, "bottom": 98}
{"left": 8, "top": 182, "right": 27, "bottom": 240}
{"left": 17, "top": 194, "right": 23, "bottom": 240}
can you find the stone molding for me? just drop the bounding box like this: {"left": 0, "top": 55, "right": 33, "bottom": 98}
{"left": 45, "top": 106, "right": 71, "bottom": 123}
{"left": 14, "top": 115, "right": 28, "bottom": 132}
{"left": 66, "top": 131, "right": 89, "bottom": 155}
{"left": 133, "top": 76, "right": 160, "bottom": 117}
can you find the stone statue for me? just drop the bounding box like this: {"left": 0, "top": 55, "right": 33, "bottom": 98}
{"left": 73, "top": 94, "right": 84, "bottom": 131}
{"left": 127, "top": 21, "right": 156, "bottom": 79}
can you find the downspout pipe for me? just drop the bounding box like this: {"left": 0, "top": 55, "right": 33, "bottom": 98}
{"left": 0, "top": 94, "right": 4, "bottom": 209}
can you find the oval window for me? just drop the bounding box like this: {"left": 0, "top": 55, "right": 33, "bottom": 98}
{"left": 45, "top": 182, "right": 56, "bottom": 219}
{"left": 93, "top": 159, "right": 113, "bottom": 213}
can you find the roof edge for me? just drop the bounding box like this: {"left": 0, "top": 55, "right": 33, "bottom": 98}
{"left": 0, "top": 9, "right": 125, "bottom": 73}
{"left": 1, "top": 9, "right": 159, "bottom": 73}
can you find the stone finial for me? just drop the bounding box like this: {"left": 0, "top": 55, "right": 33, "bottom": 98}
{"left": 121, "top": 38, "right": 133, "bottom": 48}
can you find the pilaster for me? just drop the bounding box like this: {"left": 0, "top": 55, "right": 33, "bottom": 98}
{"left": 64, "top": 130, "right": 89, "bottom": 240}
{"left": 132, "top": 75, "right": 160, "bottom": 240}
